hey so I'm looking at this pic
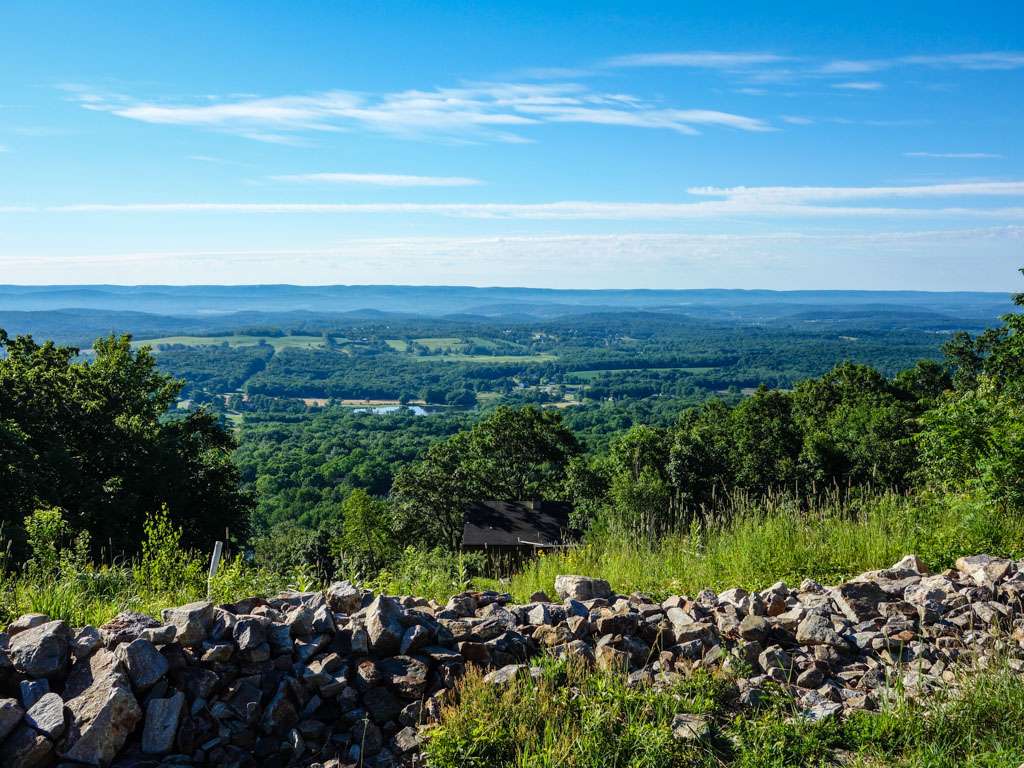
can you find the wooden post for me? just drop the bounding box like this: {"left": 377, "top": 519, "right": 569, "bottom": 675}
{"left": 207, "top": 540, "right": 223, "bottom": 597}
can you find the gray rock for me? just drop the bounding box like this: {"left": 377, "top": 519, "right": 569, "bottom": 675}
{"left": 6, "top": 613, "right": 50, "bottom": 636}
{"left": 832, "top": 581, "right": 888, "bottom": 623}
{"left": 483, "top": 664, "right": 527, "bottom": 686}
{"left": 327, "top": 581, "right": 363, "bottom": 614}
{"left": 363, "top": 686, "right": 403, "bottom": 722}
{"left": 20, "top": 678, "right": 49, "bottom": 708}
{"left": 71, "top": 626, "right": 102, "bottom": 659}
{"left": 0, "top": 697, "right": 24, "bottom": 742}
{"left": 24, "top": 691, "right": 66, "bottom": 740}
{"left": 365, "top": 596, "right": 406, "bottom": 655}
{"left": 233, "top": 615, "right": 270, "bottom": 651}
{"left": 554, "top": 575, "right": 612, "bottom": 601}
{"left": 0, "top": 724, "right": 53, "bottom": 768}
{"left": 64, "top": 666, "right": 142, "bottom": 766}
{"left": 399, "top": 624, "right": 430, "bottom": 655}
{"left": 796, "top": 612, "right": 848, "bottom": 649}
{"left": 160, "top": 601, "right": 214, "bottom": 646}
{"left": 99, "top": 611, "right": 161, "bottom": 647}
{"left": 671, "top": 712, "right": 710, "bottom": 741}
{"left": 138, "top": 625, "right": 176, "bottom": 645}
{"left": 8, "top": 619, "right": 72, "bottom": 679}
{"left": 118, "top": 638, "right": 169, "bottom": 690}
{"left": 141, "top": 690, "right": 184, "bottom": 755}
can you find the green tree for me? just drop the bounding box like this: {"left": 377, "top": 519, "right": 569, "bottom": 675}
{"left": 0, "top": 331, "right": 253, "bottom": 557}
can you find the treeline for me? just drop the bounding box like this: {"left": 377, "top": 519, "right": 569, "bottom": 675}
{"left": 0, "top": 277, "right": 1019, "bottom": 583}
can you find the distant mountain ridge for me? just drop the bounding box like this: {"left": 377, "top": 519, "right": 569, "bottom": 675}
{"left": 0, "top": 284, "right": 1011, "bottom": 318}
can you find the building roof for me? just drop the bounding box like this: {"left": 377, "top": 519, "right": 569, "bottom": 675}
{"left": 461, "top": 500, "right": 575, "bottom": 548}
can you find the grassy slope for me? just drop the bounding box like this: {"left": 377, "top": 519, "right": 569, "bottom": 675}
{"left": 426, "top": 658, "right": 1024, "bottom": 768}
{"left": 477, "top": 491, "right": 1024, "bottom": 604}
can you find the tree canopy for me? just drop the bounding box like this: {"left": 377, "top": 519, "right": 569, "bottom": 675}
{"left": 0, "top": 331, "right": 252, "bottom": 557}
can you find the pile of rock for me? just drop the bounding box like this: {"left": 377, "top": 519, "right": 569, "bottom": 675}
{"left": 0, "top": 553, "right": 1022, "bottom": 766}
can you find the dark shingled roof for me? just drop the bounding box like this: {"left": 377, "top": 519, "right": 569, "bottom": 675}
{"left": 461, "top": 500, "right": 575, "bottom": 548}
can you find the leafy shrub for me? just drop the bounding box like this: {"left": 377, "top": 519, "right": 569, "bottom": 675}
{"left": 132, "top": 507, "right": 205, "bottom": 597}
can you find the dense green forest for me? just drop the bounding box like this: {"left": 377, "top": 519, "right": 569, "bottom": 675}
{"left": 1, "top": 278, "right": 1021, "bottom": 586}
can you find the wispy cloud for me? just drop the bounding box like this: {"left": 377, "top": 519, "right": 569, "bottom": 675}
{"left": 67, "top": 82, "right": 772, "bottom": 143}
{"left": 271, "top": 172, "right": 482, "bottom": 187}
{"left": 604, "top": 52, "right": 792, "bottom": 69}
{"left": 831, "top": 81, "right": 885, "bottom": 91}
{"left": 0, "top": 144, "right": 8, "bottom": 152}
{"left": 688, "top": 180, "right": 1024, "bottom": 202}
{"left": 904, "top": 151, "right": 1004, "bottom": 159}
{"left": 39, "top": 181, "right": 1024, "bottom": 221}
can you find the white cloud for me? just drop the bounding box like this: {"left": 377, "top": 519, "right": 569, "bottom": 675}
{"left": 6, "top": 227, "right": 1020, "bottom": 290}
{"left": 904, "top": 151, "right": 1004, "bottom": 159}
{"left": 604, "top": 52, "right": 792, "bottom": 69}
{"left": 780, "top": 115, "right": 814, "bottom": 125}
{"left": 900, "top": 52, "right": 1024, "bottom": 70}
{"left": 70, "top": 82, "right": 772, "bottom": 142}
{"left": 272, "top": 172, "right": 482, "bottom": 187}
{"left": 831, "top": 81, "right": 885, "bottom": 91}
{"left": 42, "top": 181, "right": 1024, "bottom": 221}
{"left": 688, "top": 180, "right": 1024, "bottom": 202}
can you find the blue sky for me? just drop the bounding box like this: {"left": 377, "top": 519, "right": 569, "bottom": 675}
{"left": 1, "top": 1, "right": 1022, "bottom": 289}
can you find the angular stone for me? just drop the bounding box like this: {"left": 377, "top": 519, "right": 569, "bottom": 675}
{"left": 832, "top": 581, "right": 888, "bottom": 623}
{"left": 738, "top": 614, "right": 769, "bottom": 642}
{"left": 399, "top": 624, "right": 430, "bottom": 655}
{"left": 796, "top": 612, "right": 848, "bottom": 649}
{"left": 233, "top": 615, "right": 270, "bottom": 651}
{"left": 483, "top": 664, "right": 527, "bottom": 686}
{"left": 0, "top": 724, "right": 53, "bottom": 768}
{"left": 20, "top": 678, "right": 49, "bottom": 708}
{"left": 24, "top": 691, "right": 65, "bottom": 741}
{"left": 160, "top": 601, "right": 214, "bottom": 646}
{"left": 671, "top": 712, "right": 710, "bottom": 741}
{"left": 365, "top": 596, "right": 405, "bottom": 655}
{"left": 138, "top": 625, "right": 176, "bottom": 645}
{"left": 554, "top": 575, "right": 612, "bottom": 601}
{"left": 141, "top": 690, "right": 184, "bottom": 755}
{"left": 0, "top": 697, "right": 24, "bottom": 742}
{"left": 7, "top": 614, "right": 50, "bottom": 636}
{"left": 363, "top": 685, "right": 403, "bottom": 722}
{"left": 8, "top": 619, "right": 72, "bottom": 679}
{"left": 118, "top": 638, "right": 169, "bottom": 690}
{"left": 71, "top": 626, "right": 102, "bottom": 659}
{"left": 99, "top": 612, "right": 160, "bottom": 647}
{"left": 327, "top": 581, "right": 363, "bottom": 614}
{"left": 64, "top": 667, "right": 142, "bottom": 766}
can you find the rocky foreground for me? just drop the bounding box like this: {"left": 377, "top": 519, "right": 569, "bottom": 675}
{"left": 2, "top": 553, "right": 1024, "bottom": 767}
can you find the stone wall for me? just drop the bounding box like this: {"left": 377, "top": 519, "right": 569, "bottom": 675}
{"left": 1, "top": 553, "right": 1023, "bottom": 767}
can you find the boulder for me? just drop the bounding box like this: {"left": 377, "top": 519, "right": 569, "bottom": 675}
{"left": 99, "top": 612, "right": 160, "bottom": 647}
{"left": 117, "top": 638, "right": 169, "bottom": 690}
{"left": 554, "top": 575, "right": 612, "bottom": 601}
{"left": 671, "top": 712, "right": 710, "bottom": 741}
{"left": 141, "top": 690, "right": 184, "bottom": 755}
{"left": 0, "top": 696, "right": 24, "bottom": 742}
{"left": 24, "top": 691, "right": 66, "bottom": 740}
{"left": 795, "top": 612, "right": 848, "bottom": 649}
{"left": 832, "top": 581, "right": 888, "bottom": 623}
{"left": 7, "top": 613, "right": 50, "bottom": 636}
{"left": 8, "top": 620, "right": 72, "bottom": 679}
{"left": 365, "top": 596, "right": 406, "bottom": 655}
{"left": 63, "top": 666, "right": 142, "bottom": 766}
{"left": 160, "top": 601, "right": 214, "bottom": 646}
{"left": 327, "top": 581, "right": 363, "bottom": 614}
{"left": 0, "top": 724, "right": 53, "bottom": 768}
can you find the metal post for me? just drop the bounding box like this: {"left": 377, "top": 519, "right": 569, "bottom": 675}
{"left": 207, "top": 540, "right": 223, "bottom": 598}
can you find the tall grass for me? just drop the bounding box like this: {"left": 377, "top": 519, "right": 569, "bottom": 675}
{"left": 485, "top": 490, "right": 1024, "bottom": 602}
{"left": 425, "top": 657, "right": 1024, "bottom": 768}
{"left": 0, "top": 509, "right": 292, "bottom": 629}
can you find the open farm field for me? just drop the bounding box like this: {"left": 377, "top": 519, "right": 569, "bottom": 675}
{"left": 136, "top": 334, "right": 326, "bottom": 352}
